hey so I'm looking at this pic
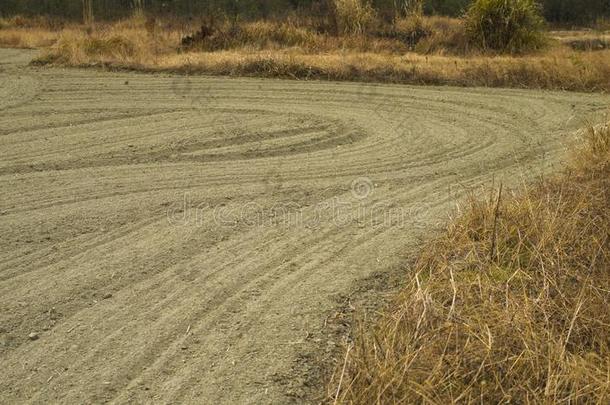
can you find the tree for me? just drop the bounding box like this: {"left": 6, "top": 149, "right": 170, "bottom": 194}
{"left": 82, "top": 0, "right": 93, "bottom": 25}
{"left": 132, "top": 0, "right": 144, "bottom": 17}
{"left": 395, "top": 0, "right": 423, "bottom": 17}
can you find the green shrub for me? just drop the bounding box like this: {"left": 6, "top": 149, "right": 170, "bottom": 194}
{"left": 465, "top": 0, "right": 546, "bottom": 53}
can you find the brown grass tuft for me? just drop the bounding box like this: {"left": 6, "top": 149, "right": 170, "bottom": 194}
{"left": 329, "top": 120, "right": 610, "bottom": 403}
{"left": 0, "top": 28, "right": 61, "bottom": 48}
{"left": 37, "top": 38, "right": 610, "bottom": 92}
{"left": 333, "top": 0, "right": 377, "bottom": 35}
{"left": 2, "top": 15, "right": 609, "bottom": 91}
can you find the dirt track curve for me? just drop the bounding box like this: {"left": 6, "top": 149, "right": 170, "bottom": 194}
{"left": 1, "top": 48, "right": 608, "bottom": 404}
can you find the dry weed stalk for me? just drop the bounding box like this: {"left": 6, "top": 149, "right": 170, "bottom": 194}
{"left": 330, "top": 122, "right": 610, "bottom": 403}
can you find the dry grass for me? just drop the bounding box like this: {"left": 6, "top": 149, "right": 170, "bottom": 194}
{"left": 0, "top": 15, "right": 67, "bottom": 48}
{"left": 551, "top": 30, "right": 610, "bottom": 51}
{"left": 2, "top": 15, "right": 609, "bottom": 91}
{"left": 329, "top": 120, "right": 610, "bottom": 403}
{"left": 333, "top": 0, "right": 377, "bottom": 35}
{"left": 181, "top": 19, "right": 406, "bottom": 53}
{"left": 38, "top": 36, "right": 610, "bottom": 92}
{"left": 0, "top": 28, "right": 62, "bottom": 48}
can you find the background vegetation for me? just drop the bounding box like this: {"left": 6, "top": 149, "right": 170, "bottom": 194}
{"left": 464, "top": 0, "right": 546, "bottom": 53}
{"left": 1, "top": 0, "right": 608, "bottom": 91}
{"left": 0, "top": 0, "right": 609, "bottom": 26}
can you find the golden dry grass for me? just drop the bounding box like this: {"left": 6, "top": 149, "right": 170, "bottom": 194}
{"left": 2, "top": 16, "right": 609, "bottom": 91}
{"left": 0, "top": 15, "right": 67, "bottom": 48}
{"left": 39, "top": 35, "right": 610, "bottom": 92}
{"left": 0, "top": 28, "right": 62, "bottom": 48}
{"left": 329, "top": 120, "right": 610, "bottom": 403}
{"left": 550, "top": 30, "right": 610, "bottom": 51}
{"left": 175, "top": 19, "right": 409, "bottom": 53}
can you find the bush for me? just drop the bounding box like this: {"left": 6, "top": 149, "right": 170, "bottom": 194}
{"left": 412, "top": 16, "right": 468, "bottom": 54}
{"left": 465, "top": 0, "right": 546, "bottom": 53}
{"left": 333, "top": 0, "right": 377, "bottom": 35}
{"left": 391, "top": 15, "right": 432, "bottom": 47}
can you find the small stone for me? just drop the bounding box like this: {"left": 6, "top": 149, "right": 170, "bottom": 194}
{"left": 124, "top": 80, "right": 129, "bottom": 85}
{"left": 102, "top": 293, "right": 113, "bottom": 299}
{"left": 28, "top": 332, "right": 39, "bottom": 340}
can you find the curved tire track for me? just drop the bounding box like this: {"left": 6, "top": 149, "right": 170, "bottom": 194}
{"left": 0, "top": 48, "right": 608, "bottom": 404}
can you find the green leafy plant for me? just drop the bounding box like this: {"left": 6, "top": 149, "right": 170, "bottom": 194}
{"left": 465, "top": 0, "right": 546, "bottom": 53}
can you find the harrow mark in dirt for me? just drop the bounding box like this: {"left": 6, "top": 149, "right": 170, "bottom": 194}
{"left": 0, "top": 48, "right": 608, "bottom": 404}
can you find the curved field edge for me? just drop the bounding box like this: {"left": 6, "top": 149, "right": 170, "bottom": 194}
{"left": 1, "top": 15, "right": 609, "bottom": 92}
{"left": 329, "top": 121, "right": 610, "bottom": 403}
{"left": 33, "top": 47, "right": 610, "bottom": 93}
{"left": 2, "top": 47, "right": 610, "bottom": 404}
{"left": 0, "top": 19, "right": 605, "bottom": 93}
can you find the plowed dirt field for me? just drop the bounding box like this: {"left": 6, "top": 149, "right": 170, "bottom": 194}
{"left": 1, "top": 48, "right": 608, "bottom": 404}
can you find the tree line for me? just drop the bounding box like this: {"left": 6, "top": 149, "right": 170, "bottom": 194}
{"left": 0, "top": 0, "right": 608, "bottom": 25}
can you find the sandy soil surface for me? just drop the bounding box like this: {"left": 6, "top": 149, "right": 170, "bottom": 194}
{"left": 0, "top": 48, "right": 608, "bottom": 404}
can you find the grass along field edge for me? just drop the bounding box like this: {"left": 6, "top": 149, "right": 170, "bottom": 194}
{"left": 329, "top": 120, "right": 610, "bottom": 403}
{"left": 35, "top": 45, "right": 610, "bottom": 92}
{"left": 1, "top": 15, "right": 609, "bottom": 92}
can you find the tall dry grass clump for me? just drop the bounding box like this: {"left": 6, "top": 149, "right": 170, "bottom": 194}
{"left": 330, "top": 120, "right": 610, "bottom": 403}
{"left": 393, "top": 0, "right": 424, "bottom": 17}
{"left": 572, "top": 122, "right": 610, "bottom": 173}
{"left": 465, "top": 0, "right": 546, "bottom": 53}
{"left": 181, "top": 20, "right": 324, "bottom": 51}
{"left": 36, "top": 15, "right": 181, "bottom": 65}
{"left": 389, "top": 15, "right": 466, "bottom": 52}
{"left": 13, "top": 13, "right": 609, "bottom": 91}
{"left": 0, "top": 28, "right": 60, "bottom": 48}
{"left": 333, "top": 0, "right": 377, "bottom": 35}
{"left": 0, "top": 15, "right": 66, "bottom": 48}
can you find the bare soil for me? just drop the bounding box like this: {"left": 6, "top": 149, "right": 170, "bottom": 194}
{"left": 0, "top": 48, "right": 608, "bottom": 404}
